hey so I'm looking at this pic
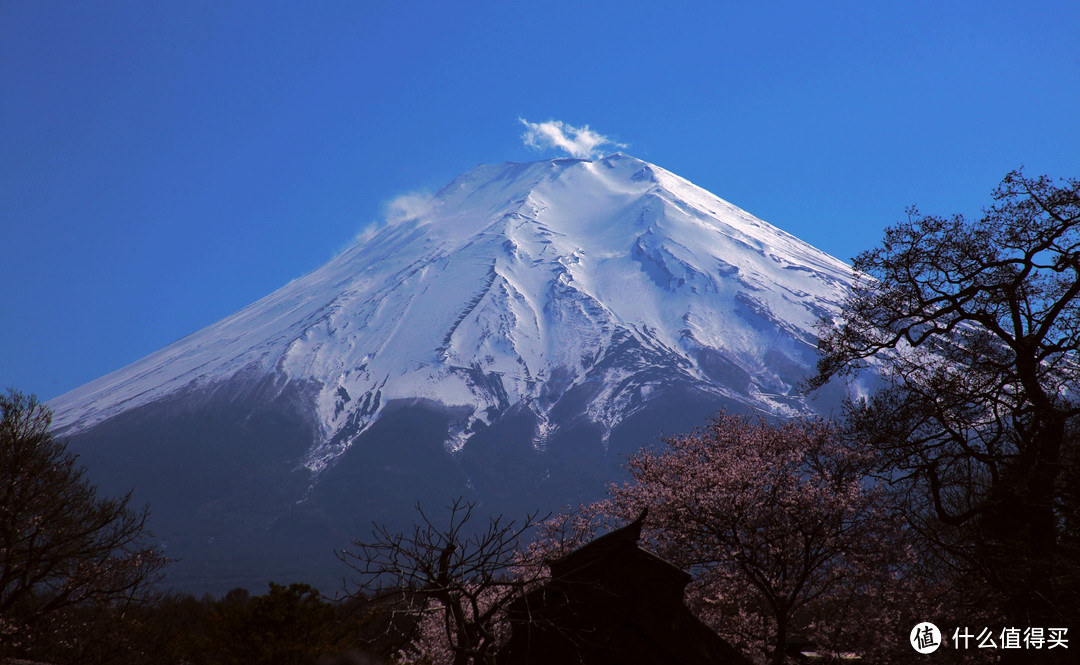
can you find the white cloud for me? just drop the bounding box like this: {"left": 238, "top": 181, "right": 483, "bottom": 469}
{"left": 383, "top": 191, "right": 434, "bottom": 224}
{"left": 519, "top": 118, "right": 626, "bottom": 159}
{"left": 350, "top": 190, "right": 435, "bottom": 247}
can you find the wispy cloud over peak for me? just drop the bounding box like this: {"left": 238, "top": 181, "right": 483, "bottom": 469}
{"left": 519, "top": 118, "right": 626, "bottom": 160}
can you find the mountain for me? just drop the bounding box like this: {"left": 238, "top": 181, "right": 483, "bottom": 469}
{"left": 50, "top": 154, "right": 858, "bottom": 593}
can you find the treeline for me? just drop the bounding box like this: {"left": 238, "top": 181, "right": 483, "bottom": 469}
{"left": 2, "top": 582, "right": 402, "bottom": 665}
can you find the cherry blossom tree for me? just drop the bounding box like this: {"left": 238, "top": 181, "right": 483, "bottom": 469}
{"left": 535, "top": 414, "right": 922, "bottom": 665}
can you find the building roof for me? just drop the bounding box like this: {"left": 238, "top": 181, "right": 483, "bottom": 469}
{"left": 496, "top": 509, "right": 752, "bottom": 665}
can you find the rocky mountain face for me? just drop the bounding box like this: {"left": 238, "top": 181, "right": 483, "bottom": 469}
{"left": 50, "top": 154, "right": 858, "bottom": 593}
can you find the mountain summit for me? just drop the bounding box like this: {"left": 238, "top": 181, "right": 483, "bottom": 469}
{"left": 51, "top": 154, "right": 856, "bottom": 592}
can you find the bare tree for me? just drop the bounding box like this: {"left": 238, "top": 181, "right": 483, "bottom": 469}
{"left": 0, "top": 389, "right": 167, "bottom": 659}
{"left": 337, "top": 498, "right": 547, "bottom": 665}
{"left": 811, "top": 170, "right": 1080, "bottom": 649}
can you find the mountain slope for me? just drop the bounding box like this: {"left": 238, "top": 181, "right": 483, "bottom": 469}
{"left": 49, "top": 153, "right": 857, "bottom": 592}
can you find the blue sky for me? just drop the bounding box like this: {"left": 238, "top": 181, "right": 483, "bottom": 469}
{"left": 3, "top": 0, "right": 1079, "bottom": 402}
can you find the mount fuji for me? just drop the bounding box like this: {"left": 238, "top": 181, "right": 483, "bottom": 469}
{"left": 51, "top": 153, "right": 858, "bottom": 593}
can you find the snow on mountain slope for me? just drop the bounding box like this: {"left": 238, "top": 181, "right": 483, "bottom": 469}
{"left": 49, "top": 153, "right": 854, "bottom": 478}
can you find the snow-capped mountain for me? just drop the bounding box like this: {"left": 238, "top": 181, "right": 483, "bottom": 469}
{"left": 53, "top": 154, "right": 849, "bottom": 463}
{"left": 50, "top": 154, "right": 857, "bottom": 593}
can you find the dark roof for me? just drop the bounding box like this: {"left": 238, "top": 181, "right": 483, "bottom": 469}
{"left": 548, "top": 508, "right": 684, "bottom": 577}
{"left": 496, "top": 509, "right": 751, "bottom": 665}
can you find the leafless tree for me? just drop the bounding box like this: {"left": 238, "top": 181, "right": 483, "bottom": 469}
{"left": 811, "top": 170, "right": 1080, "bottom": 652}
{"left": 0, "top": 389, "right": 167, "bottom": 659}
{"left": 337, "top": 498, "right": 547, "bottom": 665}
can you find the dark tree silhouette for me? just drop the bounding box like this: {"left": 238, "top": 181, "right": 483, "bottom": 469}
{"left": 203, "top": 582, "right": 341, "bottom": 665}
{"left": 811, "top": 171, "right": 1080, "bottom": 646}
{"left": 337, "top": 498, "right": 546, "bottom": 665}
{"left": 0, "top": 389, "right": 167, "bottom": 658}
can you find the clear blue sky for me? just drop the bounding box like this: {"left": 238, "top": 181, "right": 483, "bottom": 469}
{"left": 3, "top": 0, "right": 1078, "bottom": 402}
